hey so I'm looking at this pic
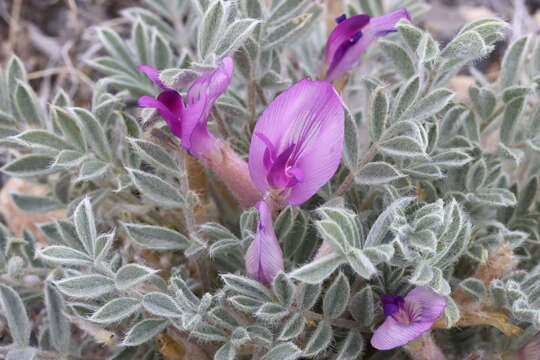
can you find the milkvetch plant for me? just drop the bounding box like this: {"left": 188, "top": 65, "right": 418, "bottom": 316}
{"left": 0, "top": 0, "right": 538, "bottom": 359}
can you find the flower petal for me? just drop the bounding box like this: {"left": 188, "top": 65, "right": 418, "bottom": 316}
{"left": 324, "top": 14, "right": 370, "bottom": 68}
{"left": 182, "top": 57, "right": 233, "bottom": 151}
{"left": 248, "top": 79, "right": 344, "bottom": 205}
{"left": 405, "top": 286, "right": 446, "bottom": 323}
{"left": 245, "top": 200, "right": 284, "bottom": 285}
{"left": 364, "top": 8, "right": 411, "bottom": 37}
{"left": 138, "top": 65, "right": 169, "bottom": 90}
{"left": 326, "top": 9, "right": 410, "bottom": 81}
{"left": 186, "top": 57, "right": 233, "bottom": 111}
{"left": 517, "top": 331, "right": 540, "bottom": 360}
{"left": 381, "top": 294, "right": 405, "bottom": 316}
{"left": 138, "top": 91, "right": 184, "bottom": 138}
{"left": 371, "top": 316, "right": 433, "bottom": 350}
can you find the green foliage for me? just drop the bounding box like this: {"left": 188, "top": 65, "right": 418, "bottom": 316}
{"left": 0, "top": 0, "right": 538, "bottom": 359}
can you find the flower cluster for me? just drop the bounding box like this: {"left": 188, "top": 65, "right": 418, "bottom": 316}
{"left": 137, "top": 7, "right": 454, "bottom": 351}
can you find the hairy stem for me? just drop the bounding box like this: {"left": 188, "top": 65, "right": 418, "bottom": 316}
{"left": 480, "top": 105, "right": 504, "bottom": 132}
{"left": 212, "top": 108, "right": 230, "bottom": 139}
{"left": 332, "top": 144, "right": 378, "bottom": 198}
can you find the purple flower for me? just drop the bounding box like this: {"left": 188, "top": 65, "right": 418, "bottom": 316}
{"left": 138, "top": 57, "right": 233, "bottom": 159}
{"left": 245, "top": 200, "right": 284, "bottom": 285}
{"left": 324, "top": 8, "right": 411, "bottom": 82}
{"left": 516, "top": 331, "right": 540, "bottom": 360}
{"left": 248, "top": 78, "right": 344, "bottom": 206}
{"left": 371, "top": 286, "right": 446, "bottom": 350}
{"left": 245, "top": 78, "right": 345, "bottom": 284}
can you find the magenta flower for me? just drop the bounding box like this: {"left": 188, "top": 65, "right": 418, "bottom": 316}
{"left": 248, "top": 79, "right": 344, "bottom": 206}
{"left": 245, "top": 201, "right": 284, "bottom": 285}
{"left": 516, "top": 331, "right": 540, "bottom": 360}
{"left": 324, "top": 8, "right": 411, "bottom": 82}
{"left": 138, "top": 57, "right": 233, "bottom": 159}
{"left": 371, "top": 286, "right": 446, "bottom": 350}
{"left": 245, "top": 79, "right": 345, "bottom": 284}
{"left": 138, "top": 58, "right": 262, "bottom": 208}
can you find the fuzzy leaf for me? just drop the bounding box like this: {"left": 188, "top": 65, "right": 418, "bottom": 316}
{"left": 350, "top": 286, "right": 375, "bottom": 326}
{"left": 198, "top": 0, "right": 226, "bottom": 59}
{"left": 216, "top": 19, "right": 260, "bottom": 57}
{"left": 15, "top": 81, "right": 44, "bottom": 127}
{"left": 74, "top": 198, "right": 96, "bottom": 256}
{"left": 53, "top": 108, "right": 86, "bottom": 152}
{"left": 279, "top": 313, "right": 305, "bottom": 341}
{"left": 0, "top": 285, "right": 30, "bottom": 346}
{"left": 142, "top": 292, "right": 183, "bottom": 317}
{"left": 500, "top": 96, "right": 525, "bottom": 145}
{"left": 222, "top": 274, "right": 273, "bottom": 301}
{"left": 273, "top": 272, "right": 295, "bottom": 308}
{"left": 335, "top": 330, "right": 365, "bottom": 360}
{"left": 11, "top": 193, "right": 63, "bottom": 214}
{"left": 323, "top": 273, "right": 350, "bottom": 319}
{"left": 263, "top": 5, "right": 322, "bottom": 50}
{"left": 17, "top": 130, "right": 73, "bottom": 152}
{"left": 500, "top": 36, "right": 530, "bottom": 89}
{"left": 115, "top": 264, "right": 157, "bottom": 290}
{"left": 91, "top": 298, "right": 141, "bottom": 324}
{"left": 379, "top": 40, "right": 416, "bottom": 79}
{"left": 460, "top": 278, "right": 487, "bottom": 300}
{"left": 123, "top": 318, "right": 168, "bottom": 346}
{"left": 128, "top": 169, "right": 185, "bottom": 208}
{"left": 56, "top": 275, "right": 115, "bottom": 298}
{"left": 39, "top": 246, "right": 93, "bottom": 266}
{"left": 303, "top": 321, "right": 333, "bottom": 357}
{"left": 71, "top": 108, "right": 112, "bottom": 161}
{"left": 369, "top": 88, "right": 388, "bottom": 141}
{"left": 262, "top": 342, "right": 302, "bottom": 360}
{"left": 122, "top": 223, "right": 189, "bottom": 250}
{"left": 297, "top": 283, "right": 321, "bottom": 310}
{"left": 401, "top": 88, "right": 455, "bottom": 122}
{"left": 343, "top": 107, "right": 360, "bottom": 170}
{"left": 2, "top": 154, "right": 55, "bottom": 177}
{"left": 44, "top": 283, "right": 70, "bottom": 352}
{"left": 469, "top": 86, "right": 496, "bottom": 120}
{"left": 392, "top": 75, "right": 421, "bottom": 122}
{"left": 355, "top": 161, "right": 403, "bottom": 185}
{"left": 290, "top": 253, "right": 346, "bottom": 284}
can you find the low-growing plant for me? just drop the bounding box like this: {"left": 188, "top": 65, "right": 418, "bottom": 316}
{"left": 0, "top": 0, "right": 538, "bottom": 359}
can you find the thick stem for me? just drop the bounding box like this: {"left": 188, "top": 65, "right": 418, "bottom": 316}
{"left": 205, "top": 141, "right": 262, "bottom": 208}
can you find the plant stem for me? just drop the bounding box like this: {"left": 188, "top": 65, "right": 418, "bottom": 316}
{"left": 480, "top": 104, "right": 504, "bottom": 132}
{"left": 420, "top": 62, "right": 441, "bottom": 98}
{"left": 332, "top": 144, "right": 378, "bottom": 198}
{"left": 302, "top": 309, "right": 370, "bottom": 333}
{"left": 248, "top": 80, "right": 257, "bottom": 130}
{"left": 212, "top": 108, "right": 230, "bottom": 139}
{"left": 254, "top": 82, "right": 268, "bottom": 106}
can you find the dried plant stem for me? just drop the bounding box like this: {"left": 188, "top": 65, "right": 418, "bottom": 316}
{"left": 27, "top": 67, "right": 69, "bottom": 80}
{"left": 332, "top": 144, "right": 378, "bottom": 198}
{"left": 7, "top": 0, "right": 22, "bottom": 54}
